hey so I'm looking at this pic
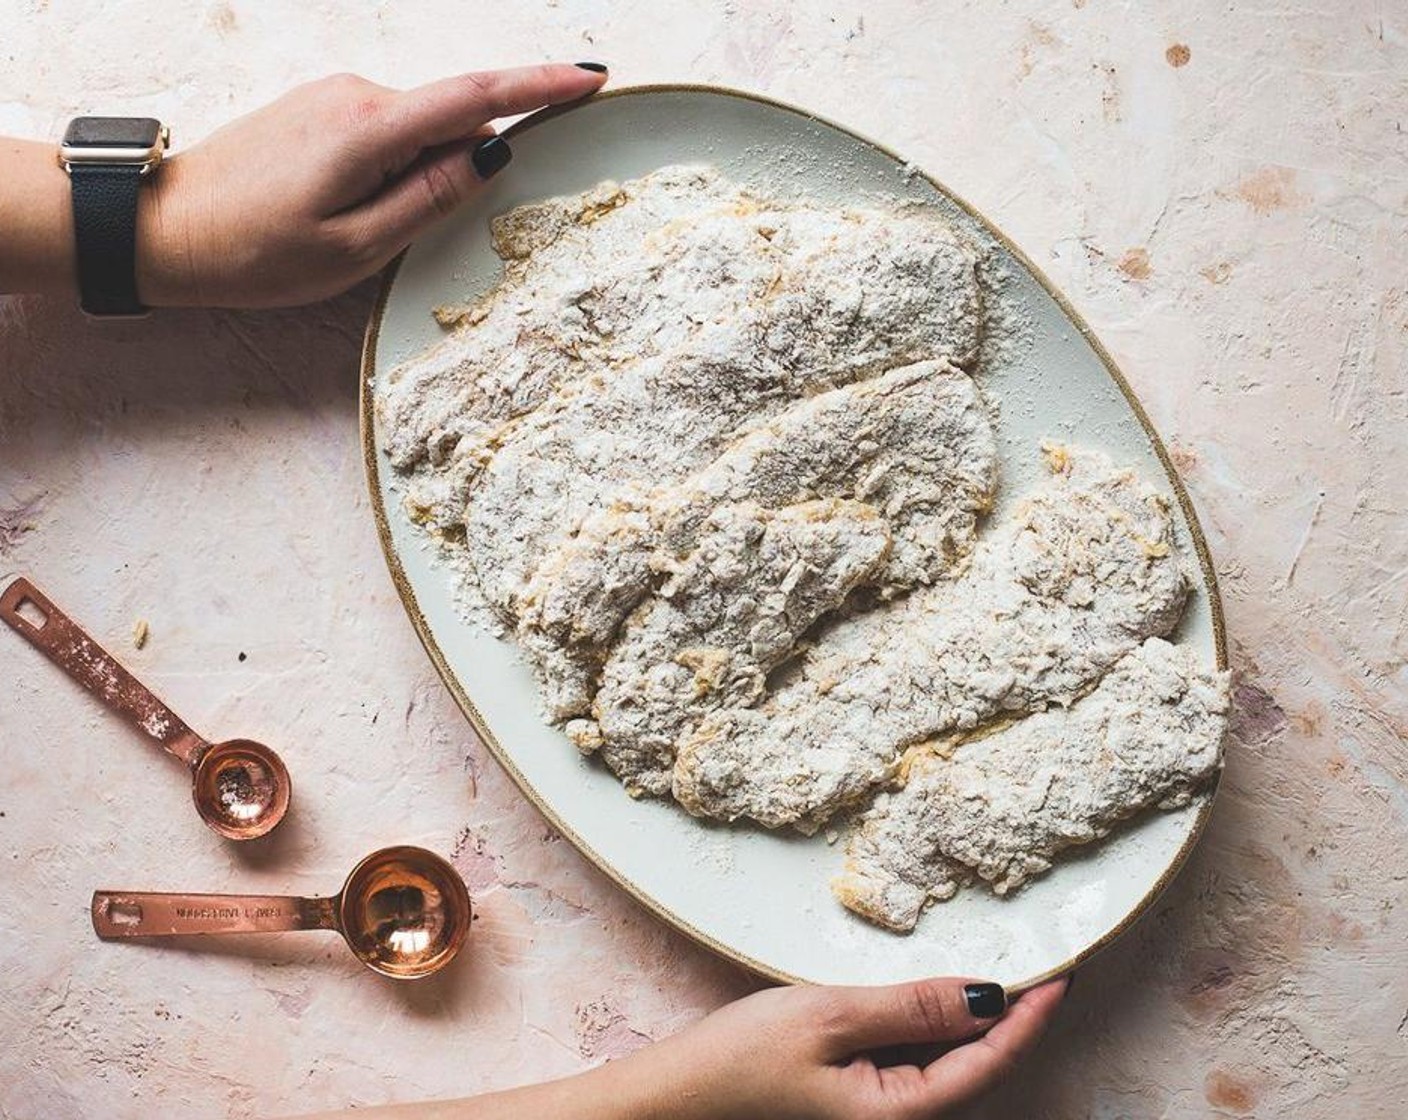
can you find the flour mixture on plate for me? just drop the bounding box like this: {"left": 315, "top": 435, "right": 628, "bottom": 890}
{"left": 374, "top": 166, "right": 1229, "bottom": 932}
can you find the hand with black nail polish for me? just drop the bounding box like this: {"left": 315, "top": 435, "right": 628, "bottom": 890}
{"left": 583, "top": 974, "right": 1067, "bottom": 1120}
{"left": 297, "top": 974, "right": 1067, "bottom": 1120}
{"left": 123, "top": 63, "right": 608, "bottom": 308}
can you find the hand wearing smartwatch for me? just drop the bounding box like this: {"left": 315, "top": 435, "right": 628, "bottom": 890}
{"left": 59, "top": 116, "right": 170, "bottom": 316}
{"left": 0, "top": 65, "right": 610, "bottom": 311}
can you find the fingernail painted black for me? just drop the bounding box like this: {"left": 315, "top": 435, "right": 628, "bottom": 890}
{"left": 964, "top": 983, "right": 1006, "bottom": 1018}
{"left": 471, "top": 136, "right": 511, "bottom": 180}
{"left": 575, "top": 62, "right": 608, "bottom": 73}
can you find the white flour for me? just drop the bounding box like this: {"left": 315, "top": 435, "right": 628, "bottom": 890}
{"left": 374, "top": 167, "right": 1227, "bottom": 931}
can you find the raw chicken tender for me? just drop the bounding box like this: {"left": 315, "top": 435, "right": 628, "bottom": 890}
{"left": 834, "top": 637, "right": 1229, "bottom": 931}
{"left": 572, "top": 499, "right": 891, "bottom": 795}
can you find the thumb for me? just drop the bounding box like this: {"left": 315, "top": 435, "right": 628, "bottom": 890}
{"left": 913, "top": 977, "right": 1070, "bottom": 1111}
{"left": 818, "top": 977, "right": 1009, "bottom": 1058}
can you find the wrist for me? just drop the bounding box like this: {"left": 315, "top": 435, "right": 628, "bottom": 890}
{"left": 134, "top": 157, "right": 195, "bottom": 307}
{"left": 484, "top": 1049, "right": 712, "bottom": 1120}
{"left": 0, "top": 139, "right": 77, "bottom": 297}
{"left": 578, "top": 1038, "right": 735, "bottom": 1120}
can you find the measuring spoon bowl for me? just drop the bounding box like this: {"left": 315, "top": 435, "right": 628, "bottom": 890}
{"left": 337, "top": 846, "right": 471, "bottom": 978}
{"left": 190, "top": 739, "right": 292, "bottom": 840}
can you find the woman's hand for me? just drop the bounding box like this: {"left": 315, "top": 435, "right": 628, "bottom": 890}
{"left": 293, "top": 975, "right": 1067, "bottom": 1120}
{"left": 592, "top": 975, "right": 1069, "bottom": 1120}
{"left": 135, "top": 64, "right": 608, "bottom": 308}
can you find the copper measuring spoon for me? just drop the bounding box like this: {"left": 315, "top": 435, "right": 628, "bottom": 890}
{"left": 0, "top": 576, "right": 291, "bottom": 840}
{"left": 91, "top": 845, "right": 471, "bottom": 979}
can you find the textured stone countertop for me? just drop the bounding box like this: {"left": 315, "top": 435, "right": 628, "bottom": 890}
{"left": 2, "top": 3, "right": 1405, "bottom": 1118}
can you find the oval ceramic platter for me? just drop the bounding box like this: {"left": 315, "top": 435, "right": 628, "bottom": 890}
{"left": 361, "top": 86, "right": 1226, "bottom": 990}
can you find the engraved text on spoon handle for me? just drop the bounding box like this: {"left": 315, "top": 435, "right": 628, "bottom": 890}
{"left": 90, "top": 891, "right": 338, "bottom": 938}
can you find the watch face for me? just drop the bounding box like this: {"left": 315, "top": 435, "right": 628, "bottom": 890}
{"left": 62, "top": 117, "right": 162, "bottom": 149}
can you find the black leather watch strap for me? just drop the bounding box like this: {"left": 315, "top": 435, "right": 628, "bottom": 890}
{"left": 70, "top": 163, "right": 145, "bottom": 316}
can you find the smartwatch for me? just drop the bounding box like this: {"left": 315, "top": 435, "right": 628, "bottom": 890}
{"left": 59, "top": 116, "right": 170, "bottom": 316}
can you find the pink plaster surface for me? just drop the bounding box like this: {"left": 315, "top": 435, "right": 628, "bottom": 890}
{"left": 1, "top": 3, "right": 1405, "bottom": 1118}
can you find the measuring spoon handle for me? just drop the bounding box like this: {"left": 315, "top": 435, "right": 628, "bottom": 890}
{"left": 91, "top": 891, "right": 338, "bottom": 938}
{"left": 0, "top": 577, "right": 208, "bottom": 764}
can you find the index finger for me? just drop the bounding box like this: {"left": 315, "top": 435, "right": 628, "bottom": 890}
{"left": 395, "top": 63, "right": 608, "bottom": 147}
{"left": 916, "top": 977, "right": 1069, "bottom": 1111}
